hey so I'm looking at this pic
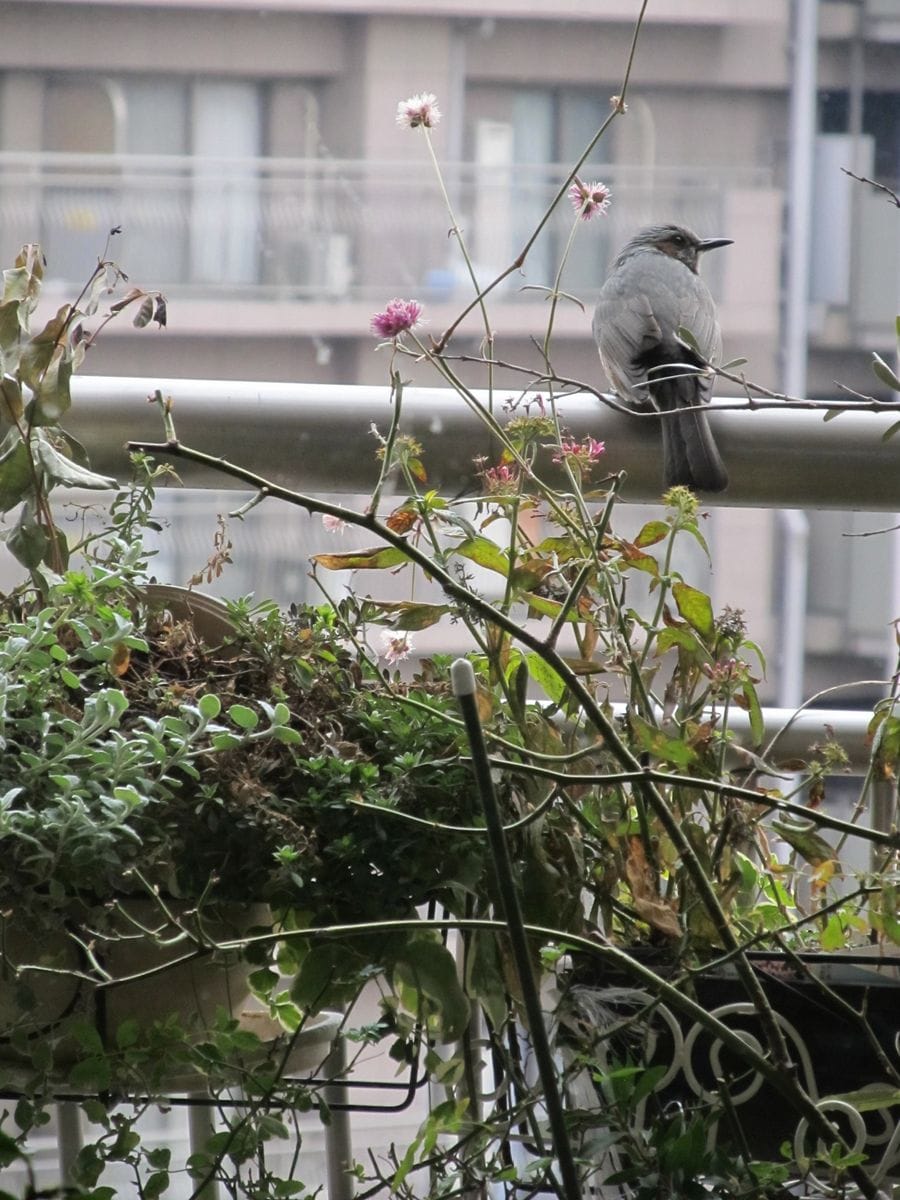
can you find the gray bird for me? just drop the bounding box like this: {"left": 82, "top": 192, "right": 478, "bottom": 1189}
{"left": 593, "top": 223, "right": 732, "bottom": 494}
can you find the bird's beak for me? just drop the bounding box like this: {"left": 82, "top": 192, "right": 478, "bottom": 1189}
{"left": 697, "top": 237, "right": 733, "bottom": 253}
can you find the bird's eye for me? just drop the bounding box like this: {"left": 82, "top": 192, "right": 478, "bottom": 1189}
{"left": 671, "top": 234, "right": 685, "bottom": 246}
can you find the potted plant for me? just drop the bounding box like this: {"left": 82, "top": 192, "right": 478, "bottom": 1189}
{"left": 116, "top": 102, "right": 900, "bottom": 1200}
{"left": 0, "top": 245, "right": 504, "bottom": 1197}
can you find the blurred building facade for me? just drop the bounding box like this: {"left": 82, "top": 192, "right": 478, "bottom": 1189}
{"left": 0, "top": 0, "right": 899, "bottom": 701}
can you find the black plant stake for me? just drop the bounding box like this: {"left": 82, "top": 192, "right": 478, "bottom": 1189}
{"left": 451, "top": 658, "right": 582, "bottom": 1200}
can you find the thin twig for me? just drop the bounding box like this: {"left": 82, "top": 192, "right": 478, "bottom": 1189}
{"left": 841, "top": 166, "right": 900, "bottom": 208}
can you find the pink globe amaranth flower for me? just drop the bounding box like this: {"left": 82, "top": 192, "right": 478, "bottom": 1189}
{"left": 568, "top": 180, "right": 612, "bottom": 221}
{"left": 380, "top": 629, "right": 414, "bottom": 664}
{"left": 479, "top": 461, "right": 521, "bottom": 496}
{"left": 553, "top": 436, "right": 606, "bottom": 473}
{"left": 370, "top": 298, "right": 423, "bottom": 339}
{"left": 396, "top": 93, "right": 441, "bottom": 129}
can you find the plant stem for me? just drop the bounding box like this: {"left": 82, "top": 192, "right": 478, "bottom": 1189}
{"left": 451, "top": 657, "right": 583, "bottom": 1200}
{"left": 431, "top": 0, "right": 649, "bottom": 353}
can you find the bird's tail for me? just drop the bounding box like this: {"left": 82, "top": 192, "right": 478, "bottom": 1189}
{"left": 654, "top": 374, "right": 728, "bottom": 494}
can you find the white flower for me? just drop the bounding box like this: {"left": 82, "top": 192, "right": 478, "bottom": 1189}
{"left": 322, "top": 513, "right": 348, "bottom": 534}
{"left": 396, "top": 93, "right": 441, "bottom": 129}
{"left": 380, "top": 629, "right": 414, "bottom": 664}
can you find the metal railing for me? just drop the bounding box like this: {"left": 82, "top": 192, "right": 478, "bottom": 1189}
{"left": 0, "top": 153, "right": 772, "bottom": 302}
{"left": 69, "top": 376, "right": 900, "bottom": 511}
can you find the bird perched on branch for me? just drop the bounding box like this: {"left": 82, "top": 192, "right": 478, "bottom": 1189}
{"left": 593, "top": 223, "right": 732, "bottom": 494}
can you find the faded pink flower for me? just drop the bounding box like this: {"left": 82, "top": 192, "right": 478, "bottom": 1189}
{"left": 322, "top": 513, "right": 348, "bottom": 535}
{"left": 479, "top": 461, "right": 521, "bottom": 496}
{"left": 396, "top": 93, "right": 441, "bottom": 129}
{"left": 370, "top": 298, "right": 423, "bottom": 339}
{"left": 380, "top": 629, "right": 414, "bottom": 664}
{"left": 553, "top": 436, "right": 606, "bottom": 474}
{"left": 568, "top": 180, "right": 612, "bottom": 221}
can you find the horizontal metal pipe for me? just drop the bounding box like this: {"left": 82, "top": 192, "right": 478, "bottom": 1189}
{"left": 691, "top": 706, "right": 874, "bottom": 772}
{"left": 69, "top": 376, "right": 900, "bottom": 509}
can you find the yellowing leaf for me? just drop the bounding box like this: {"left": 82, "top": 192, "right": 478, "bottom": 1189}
{"left": 311, "top": 545, "right": 411, "bottom": 571}
{"left": 108, "top": 643, "right": 132, "bottom": 678}
{"left": 454, "top": 535, "right": 509, "bottom": 576}
{"left": 509, "top": 558, "right": 553, "bottom": 592}
{"left": 386, "top": 505, "right": 418, "bottom": 534}
{"left": 634, "top": 519, "right": 670, "bottom": 548}
{"left": 365, "top": 601, "right": 451, "bottom": 630}
{"left": 525, "top": 652, "right": 566, "bottom": 704}
{"left": 672, "top": 581, "right": 714, "bottom": 642}
{"left": 625, "top": 837, "right": 681, "bottom": 939}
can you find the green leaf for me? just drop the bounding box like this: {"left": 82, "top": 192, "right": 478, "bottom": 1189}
{"left": 672, "top": 581, "right": 714, "bottom": 642}
{"left": 873, "top": 352, "right": 900, "bottom": 392}
{"left": 521, "top": 591, "right": 577, "bottom": 621}
{"left": 0, "top": 435, "right": 32, "bottom": 513}
{"left": 524, "top": 652, "right": 566, "bottom": 704}
{"left": 198, "top": 692, "right": 222, "bottom": 720}
{"left": 741, "top": 679, "right": 765, "bottom": 747}
{"left": 112, "top": 786, "right": 143, "bottom": 810}
{"left": 80, "top": 1099, "right": 109, "bottom": 1126}
{"left": 33, "top": 434, "right": 117, "bottom": 491}
{"left": 256, "top": 1114, "right": 289, "bottom": 1142}
{"left": 0, "top": 377, "right": 23, "bottom": 423}
{"left": 144, "top": 1172, "right": 170, "bottom": 1199}
{"left": 290, "top": 941, "right": 367, "bottom": 1011}
{"left": 0, "top": 1131, "right": 25, "bottom": 1168}
{"left": 7, "top": 510, "right": 50, "bottom": 569}
{"left": 881, "top": 419, "right": 900, "bottom": 443}
{"left": 228, "top": 703, "right": 258, "bottom": 730}
{"left": 311, "top": 545, "right": 411, "bottom": 571}
{"left": 631, "top": 715, "right": 697, "bottom": 768}
{"left": 826, "top": 1084, "right": 900, "bottom": 1113}
{"left": 453, "top": 535, "right": 509, "bottom": 576}
{"left": 210, "top": 731, "right": 242, "bottom": 751}
{"left": 654, "top": 626, "right": 703, "bottom": 657}
{"left": 675, "top": 325, "right": 702, "bottom": 355}
{"left": 68, "top": 1056, "right": 112, "bottom": 1091}
{"left": 823, "top": 406, "right": 844, "bottom": 422}
{"left": 394, "top": 938, "right": 469, "bottom": 1043}
{"left": 820, "top": 913, "right": 846, "bottom": 952}
{"left": 116, "top": 1018, "right": 140, "bottom": 1049}
{"left": 271, "top": 725, "right": 304, "bottom": 746}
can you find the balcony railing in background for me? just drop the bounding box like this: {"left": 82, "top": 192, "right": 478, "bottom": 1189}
{"left": 0, "top": 153, "right": 772, "bottom": 304}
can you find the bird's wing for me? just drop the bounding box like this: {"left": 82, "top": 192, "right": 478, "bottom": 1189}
{"left": 593, "top": 250, "right": 723, "bottom": 404}
{"left": 673, "top": 268, "right": 723, "bottom": 366}
{"left": 592, "top": 278, "right": 663, "bottom": 406}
